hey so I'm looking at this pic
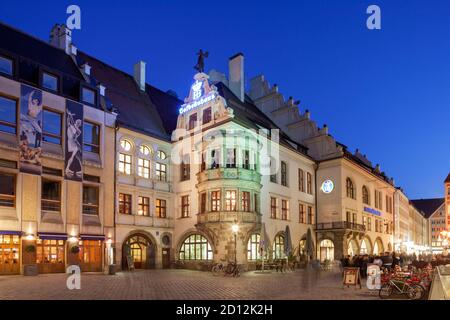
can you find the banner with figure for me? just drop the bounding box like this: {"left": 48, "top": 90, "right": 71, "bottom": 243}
{"left": 65, "top": 100, "right": 83, "bottom": 181}
{"left": 19, "top": 85, "right": 43, "bottom": 175}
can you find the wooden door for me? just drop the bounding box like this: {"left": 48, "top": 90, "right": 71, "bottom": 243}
{"left": 162, "top": 249, "right": 170, "bottom": 269}
{"left": 0, "top": 235, "right": 20, "bottom": 275}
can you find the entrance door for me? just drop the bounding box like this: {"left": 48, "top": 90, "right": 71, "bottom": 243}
{"left": 36, "top": 239, "right": 65, "bottom": 273}
{"left": 79, "top": 240, "right": 103, "bottom": 272}
{"left": 162, "top": 249, "right": 170, "bottom": 269}
{"left": 123, "top": 234, "right": 154, "bottom": 270}
{"left": 0, "top": 235, "right": 20, "bottom": 275}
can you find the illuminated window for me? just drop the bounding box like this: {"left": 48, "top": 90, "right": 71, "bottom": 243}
{"left": 307, "top": 172, "right": 313, "bottom": 194}
{"left": 119, "top": 153, "right": 132, "bottom": 175}
{"left": 157, "top": 150, "right": 167, "bottom": 160}
{"left": 225, "top": 190, "right": 237, "bottom": 211}
{"left": 247, "top": 234, "right": 261, "bottom": 261}
{"left": 281, "top": 200, "right": 288, "bottom": 220}
{"left": 82, "top": 185, "right": 99, "bottom": 215}
{"left": 273, "top": 235, "right": 285, "bottom": 259}
{"left": 299, "top": 203, "right": 305, "bottom": 223}
{"left": 155, "top": 162, "right": 167, "bottom": 181}
{"left": 119, "top": 193, "right": 132, "bottom": 215}
{"left": 179, "top": 234, "right": 213, "bottom": 261}
{"left": 362, "top": 186, "right": 370, "bottom": 205}
{"left": 298, "top": 169, "right": 304, "bottom": 192}
{"left": 139, "top": 145, "right": 151, "bottom": 156}
{"left": 36, "top": 239, "right": 65, "bottom": 264}
{"left": 242, "top": 191, "right": 250, "bottom": 212}
{"left": 211, "top": 191, "right": 220, "bottom": 211}
{"left": 138, "top": 196, "right": 150, "bottom": 216}
{"left": 138, "top": 158, "right": 150, "bottom": 179}
{"left": 181, "top": 195, "right": 190, "bottom": 218}
{"left": 156, "top": 199, "right": 166, "bottom": 218}
{"left": 120, "top": 139, "right": 132, "bottom": 151}
{"left": 270, "top": 197, "right": 277, "bottom": 219}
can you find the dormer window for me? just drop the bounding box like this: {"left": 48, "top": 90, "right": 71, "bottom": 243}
{"left": 202, "top": 107, "right": 211, "bottom": 124}
{"left": 0, "top": 56, "right": 13, "bottom": 76}
{"left": 188, "top": 113, "right": 197, "bottom": 130}
{"left": 82, "top": 87, "right": 96, "bottom": 105}
{"left": 42, "top": 72, "right": 58, "bottom": 92}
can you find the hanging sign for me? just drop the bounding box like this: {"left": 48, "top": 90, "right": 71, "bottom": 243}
{"left": 19, "top": 84, "right": 43, "bottom": 175}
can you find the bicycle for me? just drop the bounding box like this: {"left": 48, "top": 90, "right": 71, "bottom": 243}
{"left": 211, "top": 260, "right": 241, "bottom": 277}
{"left": 379, "top": 274, "right": 425, "bottom": 300}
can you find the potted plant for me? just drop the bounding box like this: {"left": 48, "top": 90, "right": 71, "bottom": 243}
{"left": 25, "top": 244, "right": 36, "bottom": 253}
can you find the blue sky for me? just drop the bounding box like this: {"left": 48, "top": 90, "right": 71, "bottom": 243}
{"left": 1, "top": 0, "right": 449, "bottom": 199}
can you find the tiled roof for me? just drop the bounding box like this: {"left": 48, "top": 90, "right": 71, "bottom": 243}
{"left": 445, "top": 173, "right": 450, "bottom": 183}
{"left": 410, "top": 198, "right": 445, "bottom": 218}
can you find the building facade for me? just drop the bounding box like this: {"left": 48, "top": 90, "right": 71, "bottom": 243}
{"left": 0, "top": 23, "right": 116, "bottom": 275}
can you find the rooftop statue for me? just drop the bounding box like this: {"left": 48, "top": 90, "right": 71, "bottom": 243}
{"left": 194, "top": 49, "right": 209, "bottom": 73}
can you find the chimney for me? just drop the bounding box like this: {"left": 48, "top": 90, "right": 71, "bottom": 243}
{"left": 49, "top": 24, "right": 72, "bottom": 55}
{"left": 228, "top": 53, "right": 244, "bottom": 102}
{"left": 82, "top": 63, "right": 91, "bottom": 76}
{"left": 133, "top": 61, "right": 146, "bottom": 91}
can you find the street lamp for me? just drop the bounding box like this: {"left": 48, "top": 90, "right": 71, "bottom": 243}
{"left": 231, "top": 223, "right": 239, "bottom": 264}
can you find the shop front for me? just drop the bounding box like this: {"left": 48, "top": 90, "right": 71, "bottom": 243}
{"left": 36, "top": 233, "right": 67, "bottom": 274}
{"left": 78, "top": 235, "right": 104, "bottom": 272}
{"left": 0, "top": 232, "right": 21, "bottom": 275}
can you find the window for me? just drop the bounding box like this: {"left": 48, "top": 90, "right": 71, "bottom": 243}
{"left": 156, "top": 199, "right": 167, "bottom": 218}
{"left": 0, "top": 96, "right": 17, "bottom": 134}
{"left": 120, "top": 139, "right": 132, "bottom": 151}
{"left": 42, "top": 72, "right": 58, "bottom": 91}
{"left": 307, "top": 172, "right": 313, "bottom": 194}
{"left": 155, "top": 162, "right": 167, "bottom": 181}
{"left": 211, "top": 149, "right": 220, "bottom": 169}
{"left": 299, "top": 203, "right": 305, "bottom": 223}
{"left": 41, "top": 180, "right": 61, "bottom": 212}
{"left": 273, "top": 235, "right": 285, "bottom": 259}
{"left": 138, "top": 158, "right": 150, "bottom": 179}
{"left": 36, "top": 239, "right": 64, "bottom": 264}
{"left": 0, "top": 56, "right": 13, "bottom": 75}
{"left": 270, "top": 197, "right": 277, "bottom": 219}
{"left": 225, "top": 190, "right": 237, "bottom": 211}
{"left": 254, "top": 193, "right": 259, "bottom": 213}
{"left": 157, "top": 150, "right": 167, "bottom": 160}
{"left": 180, "top": 160, "right": 190, "bottom": 181}
{"left": 281, "top": 161, "right": 287, "bottom": 186}
{"left": 119, "top": 193, "right": 132, "bottom": 215}
{"left": 362, "top": 186, "right": 370, "bottom": 205}
{"left": 270, "top": 158, "right": 277, "bottom": 183}
{"left": 363, "top": 216, "right": 368, "bottom": 229}
{"left": 0, "top": 173, "right": 15, "bottom": 207}
{"left": 200, "top": 193, "right": 207, "bottom": 214}
{"left": 375, "top": 190, "right": 383, "bottom": 210}
{"left": 242, "top": 150, "right": 250, "bottom": 170}
{"left": 298, "top": 169, "right": 305, "bottom": 192}
{"left": 138, "top": 196, "right": 150, "bottom": 216}
{"left": 346, "top": 178, "right": 355, "bottom": 199}
{"left": 188, "top": 113, "right": 197, "bottom": 130}
{"left": 83, "top": 185, "right": 99, "bottom": 215}
{"left": 82, "top": 87, "right": 96, "bottom": 105}
{"left": 202, "top": 107, "right": 212, "bottom": 124}
{"left": 179, "top": 234, "right": 213, "bottom": 261}
{"left": 247, "top": 234, "right": 261, "bottom": 261}
{"left": 242, "top": 191, "right": 250, "bottom": 212}
{"left": 119, "top": 153, "right": 132, "bottom": 175}
{"left": 226, "top": 148, "right": 236, "bottom": 168}
{"left": 140, "top": 145, "right": 151, "bottom": 156}
{"left": 42, "top": 109, "right": 62, "bottom": 144}
{"left": 352, "top": 212, "right": 357, "bottom": 224}
{"left": 211, "top": 191, "right": 220, "bottom": 211}
{"left": 307, "top": 206, "right": 314, "bottom": 224}
{"left": 367, "top": 217, "right": 372, "bottom": 231}
{"left": 346, "top": 211, "right": 351, "bottom": 223}
{"left": 281, "top": 200, "right": 289, "bottom": 220}
{"left": 181, "top": 195, "right": 190, "bottom": 218}
{"left": 83, "top": 121, "right": 100, "bottom": 153}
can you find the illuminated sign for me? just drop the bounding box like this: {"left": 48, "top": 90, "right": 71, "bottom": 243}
{"left": 320, "top": 180, "right": 334, "bottom": 194}
{"left": 179, "top": 93, "right": 215, "bottom": 114}
{"left": 179, "top": 80, "right": 216, "bottom": 114}
{"left": 364, "top": 207, "right": 381, "bottom": 216}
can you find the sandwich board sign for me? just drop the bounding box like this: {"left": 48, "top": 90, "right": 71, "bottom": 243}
{"left": 343, "top": 267, "right": 362, "bottom": 289}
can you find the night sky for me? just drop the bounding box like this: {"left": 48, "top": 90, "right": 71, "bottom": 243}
{"left": 1, "top": 0, "right": 449, "bottom": 199}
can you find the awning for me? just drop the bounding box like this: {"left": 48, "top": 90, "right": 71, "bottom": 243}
{"left": 0, "top": 230, "right": 23, "bottom": 236}
{"left": 80, "top": 234, "right": 105, "bottom": 241}
{"left": 37, "top": 232, "right": 68, "bottom": 240}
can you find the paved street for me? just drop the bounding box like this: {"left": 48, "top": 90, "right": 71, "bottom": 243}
{"left": 0, "top": 269, "right": 379, "bottom": 300}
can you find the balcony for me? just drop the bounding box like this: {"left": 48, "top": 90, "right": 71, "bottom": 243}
{"left": 197, "top": 211, "right": 261, "bottom": 224}
{"left": 315, "top": 221, "right": 366, "bottom": 232}
{"left": 197, "top": 167, "right": 261, "bottom": 184}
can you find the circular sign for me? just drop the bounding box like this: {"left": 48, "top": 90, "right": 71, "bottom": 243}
{"left": 321, "top": 180, "right": 334, "bottom": 194}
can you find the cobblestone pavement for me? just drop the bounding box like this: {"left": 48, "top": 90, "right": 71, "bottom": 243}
{"left": 0, "top": 269, "right": 379, "bottom": 300}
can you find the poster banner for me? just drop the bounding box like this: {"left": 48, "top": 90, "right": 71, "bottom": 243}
{"left": 65, "top": 100, "right": 83, "bottom": 181}
{"left": 19, "top": 84, "right": 43, "bottom": 175}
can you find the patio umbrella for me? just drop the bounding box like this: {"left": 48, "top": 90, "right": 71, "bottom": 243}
{"left": 306, "top": 228, "right": 315, "bottom": 261}
{"left": 284, "top": 225, "right": 293, "bottom": 257}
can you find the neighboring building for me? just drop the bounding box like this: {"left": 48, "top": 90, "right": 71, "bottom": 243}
{"left": 411, "top": 198, "right": 445, "bottom": 253}
{"left": 249, "top": 76, "right": 395, "bottom": 260}
{"left": 407, "top": 202, "right": 429, "bottom": 254}
{"left": 445, "top": 173, "right": 450, "bottom": 229}
{"left": 394, "top": 188, "right": 411, "bottom": 252}
{"left": 0, "top": 23, "right": 117, "bottom": 275}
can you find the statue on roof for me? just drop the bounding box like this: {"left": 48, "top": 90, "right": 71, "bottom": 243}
{"left": 194, "top": 49, "right": 209, "bottom": 73}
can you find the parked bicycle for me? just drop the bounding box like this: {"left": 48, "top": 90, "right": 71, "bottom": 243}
{"left": 379, "top": 273, "right": 425, "bottom": 300}
{"left": 212, "top": 260, "right": 241, "bottom": 277}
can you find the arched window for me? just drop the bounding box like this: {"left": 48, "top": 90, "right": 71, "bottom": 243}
{"left": 179, "top": 234, "right": 213, "bottom": 260}
{"left": 140, "top": 145, "right": 151, "bottom": 156}
{"left": 273, "top": 234, "right": 285, "bottom": 259}
{"left": 346, "top": 178, "right": 355, "bottom": 199}
{"left": 318, "top": 239, "right": 334, "bottom": 262}
{"left": 247, "top": 234, "right": 261, "bottom": 261}
{"left": 157, "top": 150, "right": 167, "bottom": 160}
{"left": 120, "top": 139, "right": 132, "bottom": 152}
{"left": 362, "top": 186, "right": 370, "bottom": 205}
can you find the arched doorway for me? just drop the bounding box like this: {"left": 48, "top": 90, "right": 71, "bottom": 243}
{"left": 122, "top": 233, "right": 155, "bottom": 270}
{"left": 347, "top": 239, "right": 359, "bottom": 256}
{"left": 373, "top": 238, "right": 384, "bottom": 255}
{"left": 360, "top": 238, "right": 371, "bottom": 254}
{"left": 387, "top": 242, "right": 392, "bottom": 253}
{"left": 318, "top": 239, "right": 334, "bottom": 262}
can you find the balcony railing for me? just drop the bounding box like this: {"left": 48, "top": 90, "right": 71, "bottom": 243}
{"left": 197, "top": 167, "right": 261, "bottom": 184}
{"left": 315, "top": 221, "right": 366, "bottom": 232}
{"left": 197, "top": 211, "right": 261, "bottom": 224}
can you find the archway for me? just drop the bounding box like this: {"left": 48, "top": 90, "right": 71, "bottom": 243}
{"left": 387, "top": 242, "right": 392, "bottom": 253}
{"left": 360, "top": 237, "right": 372, "bottom": 254}
{"left": 347, "top": 239, "right": 359, "bottom": 256}
{"left": 318, "top": 239, "right": 334, "bottom": 262}
{"left": 373, "top": 238, "right": 384, "bottom": 255}
{"left": 122, "top": 233, "right": 155, "bottom": 270}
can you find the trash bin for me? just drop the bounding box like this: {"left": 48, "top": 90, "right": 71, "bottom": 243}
{"left": 108, "top": 264, "right": 116, "bottom": 275}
